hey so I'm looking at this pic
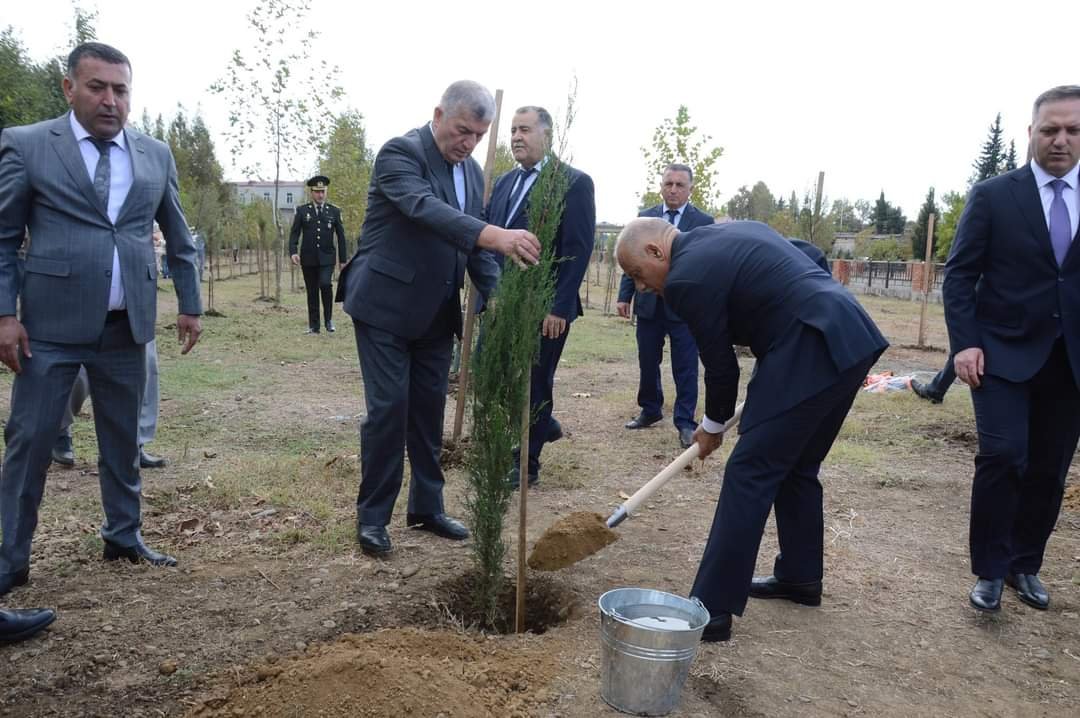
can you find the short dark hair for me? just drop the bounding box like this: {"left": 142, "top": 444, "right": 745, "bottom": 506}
{"left": 515, "top": 105, "right": 553, "bottom": 131}
{"left": 66, "top": 42, "right": 131, "bottom": 79}
{"left": 1032, "top": 85, "right": 1080, "bottom": 122}
{"left": 664, "top": 163, "right": 693, "bottom": 183}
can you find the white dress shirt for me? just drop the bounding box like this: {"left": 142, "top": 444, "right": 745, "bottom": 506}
{"left": 69, "top": 112, "right": 132, "bottom": 310}
{"left": 663, "top": 202, "right": 688, "bottom": 228}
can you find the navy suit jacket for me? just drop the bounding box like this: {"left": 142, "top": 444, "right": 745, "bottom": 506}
{"left": 339, "top": 124, "right": 499, "bottom": 340}
{"left": 618, "top": 203, "right": 714, "bottom": 321}
{"left": 480, "top": 160, "right": 595, "bottom": 321}
{"left": 663, "top": 222, "right": 887, "bottom": 431}
{"left": 944, "top": 163, "right": 1080, "bottom": 384}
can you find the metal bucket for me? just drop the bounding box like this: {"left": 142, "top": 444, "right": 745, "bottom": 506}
{"left": 598, "top": 587, "right": 710, "bottom": 716}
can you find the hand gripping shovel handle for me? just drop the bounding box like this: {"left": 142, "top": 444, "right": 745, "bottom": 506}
{"left": 606, "top": 401, "right": 744, "bottom": 528}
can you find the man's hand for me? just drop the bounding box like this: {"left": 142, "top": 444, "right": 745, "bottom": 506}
{"left": 542, "top": 314, "right": 567, "bottom": 339}
{"left": 616, "top": 301, "right": 631, "bottom": 319}
{"left": 954, "top": 347, "right": 984, "bottom": 388}
{"left": 477, "top": 225, "right": 541, "bottom": 268}
{"left": 290, "top": 254, "right": 300, "bottom": 266}
{"left": 0, "top": 316, "right": 31, "bottom": 374}
{"left": 691, "top": 425, "right": 723, "bottom": 459}
{"left": 177, "top": 314, "right": 202, "bottom": 355}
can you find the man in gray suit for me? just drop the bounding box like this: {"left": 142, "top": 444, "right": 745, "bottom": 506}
{"left": 0, "top": 42, "right": 202, "bottom": 596}
{"left": 340, "top": 80, "right": 541, "bottom": 556}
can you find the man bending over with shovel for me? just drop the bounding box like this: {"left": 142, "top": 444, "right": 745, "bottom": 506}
{"left": 615, "top": 219, "right": 887, "bottom": 642}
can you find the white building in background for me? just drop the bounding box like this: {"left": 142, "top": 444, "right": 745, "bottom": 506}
{"left": 229, "top": 180, "right": 307, "bottom": 221}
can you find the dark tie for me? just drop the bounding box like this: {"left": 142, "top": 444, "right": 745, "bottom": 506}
{"left": 1050, "top": 179, "right": 1072, "bottom": 266}
{"left": 665, "top": 208, "right": 679, "bottom": 226}
{"left": 506, "top": 167, "right": 536, "bottom": 220}
{"left": 89, "top": 137, "right": 112, "bottom": 211}
{"left": 316, "top": 203, "right": 322, "bottom": 217}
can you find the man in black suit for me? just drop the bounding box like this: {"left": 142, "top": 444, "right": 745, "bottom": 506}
{"left": 618, "top": 164, "right": 714, "bottom": 448}
{"left": 616, "top": 219, "right": 887, "bottom": 642}
{"left": 340, "top": 81, "right": 541, "bottom": 556}
{"left": 487, "top": 106, "right": 595, "bottom": 487}
{"left": 0, "top": 606, "right": 54, "bottom": 643}
{"left": 944, "top": 85, "right": 1080, "bottom": 613}
{"left": 289, "top": 175, "right": 347, "bottom": 334}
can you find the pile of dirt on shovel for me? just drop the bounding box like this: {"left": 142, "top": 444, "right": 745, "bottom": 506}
{"left": 528, "top": 511, "right": 619, "bottom": 571}
{"left": 187, "top": 628, "right": 559, "bottom": 718}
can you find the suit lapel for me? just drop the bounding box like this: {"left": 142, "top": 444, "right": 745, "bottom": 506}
{"left": 115, "top": 129, "right": 146, "bottom": 225}
{"left": 49, "top": 114, "right": 111, "bottom": 224}
{"left": 1010, "top": 165, "right": 1055, "bottom": 264}
{"left": 420, "top": 125, "right": 455, "bottom": 206}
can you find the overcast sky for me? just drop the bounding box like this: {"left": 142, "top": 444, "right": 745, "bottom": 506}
{"left": 6, "top": 0, "right": 1076, "bottom": 223}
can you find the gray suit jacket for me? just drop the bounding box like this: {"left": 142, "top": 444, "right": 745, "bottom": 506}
{"left": 340, "top": 123, "right": 499, "bottom": 340}
{"left": 0, "top": 113, "right": 202, "bottom": 344}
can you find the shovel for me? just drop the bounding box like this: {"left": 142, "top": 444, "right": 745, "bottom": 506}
{"left": 527, "top": 401, "right": 744, "bottom": 571}
{"left": 606, "top": 401, "right": 744, "bottom": 528}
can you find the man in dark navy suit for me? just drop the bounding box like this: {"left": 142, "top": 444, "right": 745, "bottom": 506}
{"left": 618, "top": 164, "right": 714, "bottom": 448}
{"left": 340, "top": 81, "right": 541, "bottom": 556}
{"left": 616, "top": 219, "right": 887, "bottom": 642}
{"left": 944, "top": 85, "right": 1080, "bottom": 613}
{"left": 486, "top": 106, "right": 595, "bottom": 487}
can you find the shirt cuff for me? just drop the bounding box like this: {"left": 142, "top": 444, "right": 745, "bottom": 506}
{"left": 700, "top": 415, "right": 726, "bottom": 434}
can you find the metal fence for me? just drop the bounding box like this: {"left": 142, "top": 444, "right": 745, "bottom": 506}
{"left": 837, "top": 260, "right": 945, "bottom": 292}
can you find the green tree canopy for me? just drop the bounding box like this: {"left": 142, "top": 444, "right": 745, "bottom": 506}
{"left": 317, "top": 109, "right": 373, "bottom": 254}
{"left": 971, "top": 113, "right": 1006, "bottom": 185}
{"left": 911, "top": 186, "right": 938, "bottom": 260}
{"left": 639, "top": 105, "right": 724, "bottom": 213}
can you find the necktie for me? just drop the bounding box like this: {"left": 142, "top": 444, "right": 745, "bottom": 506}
{"left": 506, "top": 167, "right": 536, "bottom": 220}
{"left": 665, "top": 208, "right": 679, "bottom": 226}
{"left": 1049, "top": 179, "right": 1072, "bottom": 266}
{"left": 89, "top": 137, "right": 112, "bottom": 211}
{"left": 316, "top": 203, "right": 322, "bottom": 217}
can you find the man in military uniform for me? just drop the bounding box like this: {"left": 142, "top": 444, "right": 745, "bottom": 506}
{"left": 289, "top": 175, "right": 348, "bottom": 333}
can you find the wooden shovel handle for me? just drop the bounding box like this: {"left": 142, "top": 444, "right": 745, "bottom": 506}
{"left": 620, "top": 402, "right": 745, "bottom": 518}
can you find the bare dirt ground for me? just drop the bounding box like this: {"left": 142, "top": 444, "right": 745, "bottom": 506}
{"left": 1, "top": 270, "right": 1077, "bottom": 717}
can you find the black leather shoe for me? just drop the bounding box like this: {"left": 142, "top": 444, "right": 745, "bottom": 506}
{"left": 911, "top": 379, "right": 944, "bottom": 404}
{"left": 0, "top": 567, "right": 30, "bottom": 597}
{"left": 406, "top": 513, "right": 469, "bottom": 540}
{"left": 507, "top": 466, "right": 540, "bottom": 490}
{"left": 700, "top": 612, "right": 732, "bottom": 642}
{"left": 102, "top": 540, "right": 177, "bottom": 567}
{"left": 546, "top": 418, "right": 564, "bottom": 443}
{"left": 357, "top": 523, "right": 391, "bottom": 556}
{"left": 325, "top": 320, "right": 336, "bottom": 333}
{"left": 678, "top": 426, "right": 695, "bottom": 449}
{"left": 52, "top": 435, "right": 75, "bottom": 467}
{"left": 305, "top": 327, "right": 320, "bottom": 335}
{"left": 969, "top": 577, "right": 1003, "bottom": 612}
{"left": 749, "top": 575, "right": 822, "bottom": 606}
{"left": 0, "top": 608, "right": 56, "bottom": 644}
{"left": 1006, "top": 573, "right": 1049, "bottom": 610}
{"left": 625, "top": 413, "right": 663, "bottom": 430}
{"left": 139, "top": 448, "right": 167, "bottom": 469}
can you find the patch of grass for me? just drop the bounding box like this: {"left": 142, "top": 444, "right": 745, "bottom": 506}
{"left": 561, "top": 314, "right": 636, "bottom": 367}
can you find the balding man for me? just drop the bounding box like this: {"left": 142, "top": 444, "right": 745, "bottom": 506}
{"left": 616, "top": 219, "right": 887, "bottom": 642}
{"left": 340, "top": 80, "right": 541, "bottom": 557}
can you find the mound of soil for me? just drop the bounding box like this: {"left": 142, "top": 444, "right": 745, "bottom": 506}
{"left": 187, "top": 628, "right": 558, "bottom": 718}
{"left": 1065, "top": 483, "right": 1080, "bottom": 512}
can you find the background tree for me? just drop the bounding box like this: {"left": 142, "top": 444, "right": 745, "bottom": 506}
{"left": 911, "top": 186, "right": 938, "bottom": 261}
{"left": 1004, "top": 139, "right": 1018, "bottom": 172}
{"left": 492, "top": 141, "right": 516, "bottom": 180}
{"left": 317, "top": 109, "right": 373, "bottom": 255}
{"left": 639, "top": 105, "right": 724, "bottom": 212}
{"left": 210, "top": 0, "right": 343, "bottom": 305}
{"left": 934, "top": 191, "right": 967, "bottom": 261}
{"left": 748, "top": 181, "right": 776, "bottom": 222}
{"left": 971, "top": 113, "right": 1006, "bottom": 185}
{"left": 726, "top": 185, "right": 752, "bottom": 219}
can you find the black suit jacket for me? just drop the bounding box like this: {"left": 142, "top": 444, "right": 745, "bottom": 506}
{"left": 339, "top": 124, "right": 499, "bottom": 339}
{"left": 618, "top": 203, "right": 714, "bottom": 320}
{"left": 944, "top": 164, "right": 1080, "bottom": 384}
{"left": 664, "top": 221, "right": 887, "bottom": 431}
{"left": 482, "top": 161, "right": 595, "bottom": 321}
{"left": 288, "top": 202, "right": 347, "bottom": 266}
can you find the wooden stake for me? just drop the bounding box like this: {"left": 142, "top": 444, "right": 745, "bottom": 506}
{"left": 917, "top": 213, "right": 936, "bottom": 348}
{"left": 452, "top": 89, "right": 504, "bottom": 442}
{"left": 515, "top": 385, "right": 530, "bottom": 634}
